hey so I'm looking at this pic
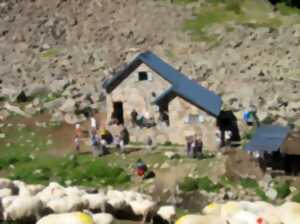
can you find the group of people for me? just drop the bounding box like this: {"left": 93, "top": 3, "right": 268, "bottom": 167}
{"left": 74, "top": 115, "right": 130, "bottom": 156}
{"left": 130, "top": 109, "right": 156, "bottom": 128}
{"left": 185, "top": 134, "right": 203, "bottom": 159}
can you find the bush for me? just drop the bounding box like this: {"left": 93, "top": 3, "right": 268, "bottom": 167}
{"left": 180, "top": 177, "right": 199, "bottom": 192}
{"left": 274, "top": 181, "right": 291, "bottom": 199}
{"left": 292, "top": 192, "right": 300, "bottom": 203}
{"left": 255, "top": 188, "right": 270, "bottom": 201}
{"left": 225, "top": 0, "right": 242, "bottom": 14}
{"left": 240, "top": 178, "right": 259, "bottom": 189}
{"left": 198, "top": 176, "right": 222, "bottom": 192}
{"left": 180, "top": 176, "right": 222, "bottom": 193}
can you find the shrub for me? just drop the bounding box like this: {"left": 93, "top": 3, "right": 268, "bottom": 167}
{"left": 240, "top": 178, "right": 259, "bottom": 189}
{"left": 198, "top": 176, "right": 222, "bottom": 192}
{"left": 274, "top": 181, "right": 291, "bottom": 199}
{"left": 292, "top": 192, "right": 300, "bottom": 203}
{"left": 180, "top": 177, "right": 199, "bottom": 192}
{"left": 225, "top": 0, "right": 242, "bottom": 14}
{"left": 255, "top": 188, "right": 270, "bottom": 201}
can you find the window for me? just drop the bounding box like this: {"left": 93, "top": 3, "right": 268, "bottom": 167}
{"left": 138, "top": 71, "right": 152, "bottom": 81}
{"left": 185, "top": 114, "right": 204, "bottom": 124}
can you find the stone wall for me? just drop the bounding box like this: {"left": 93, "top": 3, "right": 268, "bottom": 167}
{"left": 106, "top": 64, "right": 171, "bottom": 124}
{"left": 106, "top": 64, "right": 219, "bottom": 149}
{"left": 168, "top": 97, "right": 219, "bottom": 150}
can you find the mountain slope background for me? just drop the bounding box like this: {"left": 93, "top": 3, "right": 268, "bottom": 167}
{"left": 1, "top": 0, "right": 300, "bottom": 126}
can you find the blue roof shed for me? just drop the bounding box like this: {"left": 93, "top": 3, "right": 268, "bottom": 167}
{"left": 244, "top": 125, "right": 290, "bottom": 153}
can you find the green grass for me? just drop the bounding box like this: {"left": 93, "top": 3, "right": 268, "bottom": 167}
{"left": 276, "top": 2, "right": 300, "bottom": 15}
{"left": 240, "top": 178, "right": 259, "bottom": 189}
{"left": 0, "top": 123, "right": 131, "bottom": 188}
{"left": 292, "top": 192, "right": 300, "bottom": 203}
{"left": 179, "top": 176, "right": 222, "bottom": 193}
{"left": 274, "top": 181, "right": 291, "bottom": 199}
{"left": 183, "top": 0, "right": 299, "bottom": 42}
{"left": 40, "top": 48, "right": 60, "bottom": 59}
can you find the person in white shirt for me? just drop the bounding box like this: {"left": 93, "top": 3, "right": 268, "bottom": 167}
{"left": 90, "top": 115, "right": 97, "bottom": 135}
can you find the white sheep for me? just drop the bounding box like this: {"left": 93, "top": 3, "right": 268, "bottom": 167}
{"left": 106, "top": 190, "right": 127, "bottom": 210}
{"left": 277, "top": 202, "right": 300, "bottom": 224}
{"left": 12, "top": 180, "right": 33, "bottom": 196}
{"left": 175, "top": 214, "right": 225, "bottom": 224}
{"left": 0, "top": 178, "right": 13, "bottom": 189}
{"left": 65, "top": 186, "right": 86, "bottom": 197}
{"left": 0, "top": 188, "right": 12, "bottom": 198}
{"left": 92, "top": 213, "right": 114, "bottom": 224}
{"left": 46, "top": 195, "right": 88, "bottom": 213}
{"left": 82, "top": 192, "right": 107, "bottom": 212}
{"left": 3, "top": 196, "right": 42, "bottom": 221}
{"left": 129, "top": 199, "right": 157, "bottom": 223}
{"left": 37, "top": 182, "right": 66, "bottom": 204}
{"left": 27, "top": 184, "right": 45, "bottom": 195}
{"left": 156, "top": 205, "right": 176, "bottom": 223}
{"left": 36, "top": 212, "right": 95, "bottom": 224}
{"left": 1, "top": 195, "right": 18, "bottom": 209}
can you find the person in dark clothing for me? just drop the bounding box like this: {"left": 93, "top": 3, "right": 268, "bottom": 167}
{"left": 193, "top": 135, "right": 203, "bottom": 159}
{"left": 130, "top": 109, "right": 138, "bottom": 127}
{"left": 186, "top": 136, "right": 193, "bottom": 157}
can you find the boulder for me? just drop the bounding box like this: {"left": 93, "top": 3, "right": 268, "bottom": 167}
{"left": 49, "top": 79, "right": 69, "bottom": 93}
{"left": 64, "top": 113, "right": 86, "bottom": 124}
{"left": 26, "top": 83, "right": 49, "bottom": 97}
{"left": 44, "top": 97, "right": 65, "bottom": 111}
{"left": 51, "top": 111, "right": 64, "bottom": 123}
{"left": 59, "top": 98, "right": 76, "bottom": 113}
{"left": 4, "top": 102, "right": 30, "bottom": 117}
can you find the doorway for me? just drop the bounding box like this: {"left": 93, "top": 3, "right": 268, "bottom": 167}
{"left": 112, "top": 101, "right": 124, "bottom": 125}
{"left": 159, "top": 103, "right": 170, "bottom": 126}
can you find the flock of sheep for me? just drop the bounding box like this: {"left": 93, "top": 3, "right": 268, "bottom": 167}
{"left": 178, "top": 200, "right": 300, "bottom": 224}
{"left": 0, "top": 178, "right": 175, "bottom": 224}
{"left": 2, "top": 177, "right": 300, "bottom": 224}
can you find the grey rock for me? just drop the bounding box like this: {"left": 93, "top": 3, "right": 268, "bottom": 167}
{"left": 4, "top": 102, "right": 30, "bottom": 117}
{"left": 64, "top": 113, "right": 86, "bottom": 124}
{"left": 59, "top": 98, "right": 76, "bottom": 113}
{"left": 26, "top": 84, "right": 49, "bottom": 97}
{"left": 44, "top": 97, "right": 65, "bottom": 111}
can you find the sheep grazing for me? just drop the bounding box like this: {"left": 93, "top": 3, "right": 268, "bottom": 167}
{"left": 82, "top": 192, "right": 107, "bottom": 212}
{"left": 0, "top": 188, "right": 12, "bottom": 198}
{"left": 3, "top": 196, "right": 42, "bottom": 221}
{"left": 0, "top": 178, "right": 13, "bottom": 189}
{"left": 92, "top": 213, "right": 114, "bottom": 224}
{"left": 152, "top": 205, "right": 176, "bottom": 224}
{"left": 37, "top": 182, "right": 66, "bottom": 204}
{"left": 277, "top": 202, "right": 300, "bottom": 224}
{"left": 129, "top": 199, "right": 157, "bottom": 223}
{"left": 46, "top": 195, "right": 88, "bottom": 213}
{"left": 36, "top": 212, "right": 95, "bottom": 224}
{"left": 175, "top": 214, "right": 225, "bottom": 224}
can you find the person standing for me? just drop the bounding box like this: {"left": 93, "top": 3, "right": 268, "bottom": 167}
{"left": 130, "top": 109, "right": 138, "bottom": 127}
{"left": 74, "top": 135, "right": 80, "bottom": 152}
{"left": 186, "top": 136, "right": 193, "bottom": 158}
{"left": 194, "top": 135, "right": 203, "bottom": 159}
{"left": 90, "top": 115, "right": 97, "bottom": 135}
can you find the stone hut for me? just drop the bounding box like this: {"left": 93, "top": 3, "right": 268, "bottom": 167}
{"left": 103, "top": 51, "right": 223, "bottom": 149}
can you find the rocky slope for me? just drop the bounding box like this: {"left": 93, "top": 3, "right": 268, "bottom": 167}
{"left": 1, "top": 0, "right": 300, "bottom": 126}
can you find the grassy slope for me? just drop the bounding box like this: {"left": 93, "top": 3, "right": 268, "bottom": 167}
{"left": 182, "top": 0, "right": 300, "bottom": 41}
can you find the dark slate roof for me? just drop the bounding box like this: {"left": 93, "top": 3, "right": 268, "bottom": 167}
{"left": 103, "top": 51, "right": 222, "bottom": 117}
{"left": 244, "top": 125, "right": 290, "bottom": 153}
{"left": 153, "top": 86, "right": 176, "bottom": 106}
